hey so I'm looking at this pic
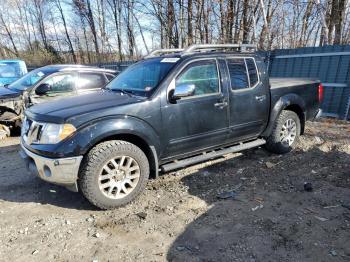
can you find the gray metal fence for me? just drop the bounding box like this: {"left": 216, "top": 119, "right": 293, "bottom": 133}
{"left": 267, "top": 45, "right": 350, "bottom": 120}
{"left": 89, "top": 60, "right": 136, "bottom": 72}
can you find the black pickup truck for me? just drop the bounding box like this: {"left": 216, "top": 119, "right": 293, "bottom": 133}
{"left": 20, "top": 44, "right": 322, "bottom": 209}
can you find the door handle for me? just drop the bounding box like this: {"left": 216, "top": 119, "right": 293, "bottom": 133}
{"left": 255, "top": 95, "right": 266, "bottom": 102}
{"left": 214, "top": 101, "right": 228, "bottom": 108}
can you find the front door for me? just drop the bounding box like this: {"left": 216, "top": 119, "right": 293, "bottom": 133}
{"left": 161, "top": 59, "right": 229, "bottom": 159}
{"left": 30, "top": 72, "right": 77, "bottom": 105}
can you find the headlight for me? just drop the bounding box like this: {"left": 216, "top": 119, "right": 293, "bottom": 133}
{"left": 39, "top": 123, "right": 76, "bottom": 144}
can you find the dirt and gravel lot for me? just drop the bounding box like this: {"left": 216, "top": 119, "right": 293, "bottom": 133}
{"left": 0, "top": 119, "right": 349, "bottom": 262}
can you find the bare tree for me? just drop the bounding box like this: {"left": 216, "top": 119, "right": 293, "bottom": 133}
{"left": 0, "top": 0, "right": 350, "bottom": 63}
{"left": 54, "top": 0, "right": 77, "bottom": 62}
{"left": 0, "top": 13, "right": 19, "bottom": 56}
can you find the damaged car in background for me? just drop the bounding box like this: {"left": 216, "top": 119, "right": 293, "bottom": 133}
{"left": 0, "top": 65, "right": 117, "bottom": 139}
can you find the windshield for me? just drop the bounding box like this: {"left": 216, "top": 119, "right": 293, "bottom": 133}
{"left": 105, "top": 58, "right": 178, "bottom": 96}
{"left": 8, "top": 68, "right": 49, "bottom": 91}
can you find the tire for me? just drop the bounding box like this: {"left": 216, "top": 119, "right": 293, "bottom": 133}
{"left": 79, "top": 140, "right": 149, "bottom": 210}
{"left": 265, "top": 110, "right": 301, "bottom": 154}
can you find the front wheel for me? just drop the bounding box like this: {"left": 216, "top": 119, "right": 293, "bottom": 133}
{"left": 79, "top": 140, "right": 149, "bottom": 209}
{"left": 265, "top": 110, "right": 301, "bottom": 154}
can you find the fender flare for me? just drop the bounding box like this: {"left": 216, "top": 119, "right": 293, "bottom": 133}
{"left": 262, "top": 94, "right": 306, "bottom": 137}
{"left": 56, "top": 116, "right": 161, "bottom": 177}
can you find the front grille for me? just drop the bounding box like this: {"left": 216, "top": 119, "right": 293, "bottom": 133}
{"left": 22, "top": 117, "right": 45, "bottom": 144}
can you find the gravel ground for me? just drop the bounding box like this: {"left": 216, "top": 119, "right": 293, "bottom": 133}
{"left": 0, "top": 119, "right": 349, "bottom": 262}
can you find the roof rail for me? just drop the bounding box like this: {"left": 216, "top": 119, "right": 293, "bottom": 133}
{"left": 144, "top": 44, "right": 257, "bottom": 59}
{"left": 145, "top": 48, "right": 184, "bottom": 58}
{"left": 182, "top": 44, "right": 257, "bottom": 55}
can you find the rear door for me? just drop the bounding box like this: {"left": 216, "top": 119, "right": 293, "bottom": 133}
{"left": 226, "top": 57, "right": 269, "bottom": 141}
{"left": 161, "top": 58, "right": 229, "bottom": 158}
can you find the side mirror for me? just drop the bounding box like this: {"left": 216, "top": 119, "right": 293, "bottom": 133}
{"left": 172, "top": 84, "right": 195, "bottom": 100}
{"left": 35, "top": 83, "right": 51, "bottom": 96}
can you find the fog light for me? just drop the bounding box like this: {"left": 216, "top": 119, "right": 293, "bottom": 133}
{"left": 43, "top": 165, "right": 52, "bottom": 177}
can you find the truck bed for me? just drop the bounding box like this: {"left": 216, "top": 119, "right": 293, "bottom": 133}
{"left": 269, "top": 77, "right": 320, "bottom": 121}
{"left": 270, "top": 77, "right": 319, "bottom": 89}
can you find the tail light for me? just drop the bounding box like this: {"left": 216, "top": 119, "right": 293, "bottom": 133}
{"left": 318, "top": 83, "right": 324, "bottom": 103}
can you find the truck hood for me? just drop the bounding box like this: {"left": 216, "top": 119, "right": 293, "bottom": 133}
{"left": 0, "top": 86, "right": 21, "bottom": 100}
{"left": 27, "top": 90, "right": 145, "bottom": 124}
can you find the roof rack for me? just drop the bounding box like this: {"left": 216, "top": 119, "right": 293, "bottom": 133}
{"left": 145, "top": 48, "right": 184, "bottom": 58}
{"left": 182, "top": 44, "right": 257, "bottom": 55}
{"left": 144, "top": 44, "right": 257, "bottom": 59}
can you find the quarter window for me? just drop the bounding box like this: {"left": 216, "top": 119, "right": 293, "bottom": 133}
{"left": 105, "top": 73, "right": 116, "bottom": 81}
{"left": 246, "top": 58, "right": 259, "bottom": 87}
{"left": 227, "top": 58, "right": 249, "bottom": 90}
{"left": 175, "top": 60, "right": 219, "bottom": 97}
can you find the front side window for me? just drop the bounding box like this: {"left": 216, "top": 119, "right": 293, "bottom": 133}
{"left": 78, "top": 73, "right": 106, "bottom": 90}
{"left": 227, "top": 58, "right": 249, "bottom": 90}
{"left": 175, "top": 60, "right": 219, "bottom": 97}
{"left": 41, "top": 73, "right": 76, "bottom": 95}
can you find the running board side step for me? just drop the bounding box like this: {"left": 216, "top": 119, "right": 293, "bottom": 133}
{"left": 160, "top": 138, "right": 266, "bottom": 172}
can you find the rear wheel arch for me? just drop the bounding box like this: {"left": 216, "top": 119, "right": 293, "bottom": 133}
{"left": 263, "top": 95, "right": 305, "bottom": 137}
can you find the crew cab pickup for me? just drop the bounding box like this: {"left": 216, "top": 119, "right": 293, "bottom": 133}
{"left": 0, "top": 65, "right": 117, "bottom": 139}
{"left": 20, "top": 44, "right": 322, "bottom": 209}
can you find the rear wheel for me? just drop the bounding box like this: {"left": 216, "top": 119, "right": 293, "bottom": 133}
{"left": 265, "top": 110, "right": 301, "bottom": 154}
{"left": 79, "top": 140, "right": 149, "bottom": 209}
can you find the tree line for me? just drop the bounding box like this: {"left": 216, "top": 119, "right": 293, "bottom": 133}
{"left": 0, "top": 0, "right": 349, "bottom": 66}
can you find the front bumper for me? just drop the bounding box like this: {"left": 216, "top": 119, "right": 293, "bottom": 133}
{"left": 20, "top": 142, "right": 83, "bottom": 192}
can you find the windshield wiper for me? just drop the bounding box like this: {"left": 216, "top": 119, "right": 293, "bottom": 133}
{"left": 106, "top": 88, "right": 134, "bottom": 97}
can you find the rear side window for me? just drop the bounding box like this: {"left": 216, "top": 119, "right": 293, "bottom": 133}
{"left": 175, "top": 60, "right": 219, "bottom": 97}
{"left": 227, "top": 58, "right": 248, "bottom": 90}
{"left": 78, "top": 73, "right": 106, "bottom": 90}
{"left": 246, "top": 58, "right": 259, "bottom": 87}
